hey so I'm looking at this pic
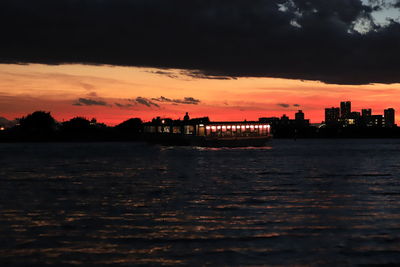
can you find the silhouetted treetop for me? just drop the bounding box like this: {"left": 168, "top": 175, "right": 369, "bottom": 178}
{"left": 62, "top": 117, "right": 91, "bottom": 130}
{"left": 116, "top": 118, "right": 142, "bottom": 133}
{"left": 18, "top": 111, "right": 56, "bottom": 133}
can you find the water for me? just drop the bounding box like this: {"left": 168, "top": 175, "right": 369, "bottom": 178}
{"left": 1, "top": 140, "right": 400, "bottom": 266}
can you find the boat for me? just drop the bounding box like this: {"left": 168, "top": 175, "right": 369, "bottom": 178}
{"left": 142, "top": 113, "right": 272, "bottom": 147}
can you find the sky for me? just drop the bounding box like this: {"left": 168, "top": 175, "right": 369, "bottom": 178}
{"left": 1, "top": 0, "right": 400, "bottom": 125}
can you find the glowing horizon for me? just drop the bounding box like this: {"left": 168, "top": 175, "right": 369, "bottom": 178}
{"left": 1, "top": 63, "right": 400, "bottom": 126}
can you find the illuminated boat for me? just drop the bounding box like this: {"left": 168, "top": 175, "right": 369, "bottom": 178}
{"left": 143, "top": 115, "right": 272, "bottom": 147}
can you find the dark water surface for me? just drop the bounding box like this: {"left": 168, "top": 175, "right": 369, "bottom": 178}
{"left": 1, "top": 140, "right": 400, "bottom": 266}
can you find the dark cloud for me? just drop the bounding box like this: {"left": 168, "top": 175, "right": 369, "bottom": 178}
{"left": 1, "top": 0, "right": 400, "bottom": 84}
{"left": 181, "top": 70, "right": 237, "bottom": 80}
{"left": 152, "top": 96, "right": 201, "bottom": 105}
{"left": 147, "top": 70, "right": 179, "bottom": 79}
{"left": 182, "top": 97, "right": 201, "bottom": 105}
{"left": 114, "top": 102, "right": 133, "bottom": 108}
{"left": 130, "top": 97, "right": 159, "bottom": 108}
{"left": 293, "top": 104, "right": 301, "bottom": 107}
{"left": 73, "top": 98, "right": 108, "bottom": 106}
{"left": 277, "top": 103, "right": 291, "bottom": 108}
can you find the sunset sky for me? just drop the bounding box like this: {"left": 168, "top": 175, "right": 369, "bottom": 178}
{"left": 1, "top": 0, "right": 400, "bottom": 125}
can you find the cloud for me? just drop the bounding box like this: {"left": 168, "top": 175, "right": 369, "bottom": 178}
{"left": 1, "top": 0, "right": 400, "bottom": 84}
{"left": 73, "top": 98, "right": 108, "bottom": 106}
{"left": 293, "top": 104, "right": 301, "bottom": 107}
{"left": 129, "top": 97, "right": 159, "bottom": 108}
{"left": 277, "top": 103, "right": 290, "bottom": 108}
{"left": 114, "top": 102, "right": 133, "bottom": 108}
{"left": 87, "top": 92, "right": 98, "bottom": 97}
{"left": 147, "top": 70, "right": 179, "bottom": 79}
{"left": 151, "top": 96, "right": 201, "bottom": 105}
{"left": 181, "top": 70, "right": 237, "bottom": 80}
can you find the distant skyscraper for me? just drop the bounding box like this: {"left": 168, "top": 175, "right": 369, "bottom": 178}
{"left": 362, "top": 109, "right": 372, "bottom": 117}
{"left": 325, "top": 107, "right": 340, "bottom": 124}
{"left": 371, "top": 115, "right": 384, "bottom": 127}
{"left": 384, "top": 108, "right": 395, "bottom": 127}
{"left": 295, "top": 110, "right": 304, "bottom": 120}
{"left": 340, "top": 101, "right": 351, "bottom": 118}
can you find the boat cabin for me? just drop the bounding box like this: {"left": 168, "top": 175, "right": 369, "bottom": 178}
{"left": 143, "top": 117, "right": 271, "bottom": 138}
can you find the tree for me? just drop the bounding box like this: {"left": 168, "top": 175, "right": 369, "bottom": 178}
{"left": 115, "top": 118, "right": 142, "bottom": 133}
{"left": 18, "top": 111, "right": 56, "bottom": 133}
{"left": 62, "top": 117, "right": 91, "bottom": 131}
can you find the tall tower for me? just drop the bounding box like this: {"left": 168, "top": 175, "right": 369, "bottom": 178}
{"left": 384, "top": 108, "right": 395, "bottom": 127}
{"left": 340, "top": 101, "right": 351, "bottom": 119}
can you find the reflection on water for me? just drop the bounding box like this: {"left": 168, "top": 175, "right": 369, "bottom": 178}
{"left": 1, "top": 140, "right": 400, "bottom": 265}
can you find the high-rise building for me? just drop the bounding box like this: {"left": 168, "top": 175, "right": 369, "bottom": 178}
{"left": 362, "top": 109, "right": 372, "bottom": 117}
{"left": 325, "top": 107, "right": 340, "bottom": 124}
{"left": 371, "top": 115, "right": 385, "bottom": 127}
{"left": 295, "top": 110, "right": 304, "bottom": 120}
{"left": 384, "top": 108, "right": 395, "bottom": 127}
{"left": 340, "top": 101, "right": 351, "bottom": 118}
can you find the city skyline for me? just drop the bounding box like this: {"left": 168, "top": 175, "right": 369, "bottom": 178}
{"left": 325, "top": 101, "right": 396, "bottom": 127}
{"left": 1, "top": 64, "right": 400, "bottom": 125}
{"left": 0, "top": 98, "right": 396, "bottom": 129}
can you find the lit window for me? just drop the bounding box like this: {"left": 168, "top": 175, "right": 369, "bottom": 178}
{"left": 222, "top": 126, "right": 226, "bottom": 129}
{"left": 227, "top": 126, "right": 231, "bottom": 129}
{"left": 263, "top": 125, "right": 268, "bottom": 128}
{"left": 246, "top": 125, "right": 250, "bottom": 129}
{"left": 255, "top": 125, "right": 259, "bottom": 128}
{"left": 206, "top": 126, "right": 211, "bottom": 130}
{"left": 217, "top": 126, "right": 221, "bottom": 129}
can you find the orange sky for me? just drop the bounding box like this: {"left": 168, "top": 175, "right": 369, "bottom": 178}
{"left": 1, "top": 63, "right": 400, "bottom": 125}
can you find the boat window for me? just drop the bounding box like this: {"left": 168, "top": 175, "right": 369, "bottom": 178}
{"left": 198, "top": 125, "right": 205, "bottom": 136}
{"left": 173, "top": 126, "right": 181, "bottom": 134}
{"left": 184, "top": 125, "right": 194, "bottom": 135}
{"left": 163, "top": 126, "right": 170, "bottom": 133}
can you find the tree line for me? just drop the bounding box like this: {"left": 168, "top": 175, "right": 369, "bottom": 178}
{"left": 0, "top": 111, "right": 143, "bottom": 142}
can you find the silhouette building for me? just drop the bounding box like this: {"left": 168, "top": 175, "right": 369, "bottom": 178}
{"left": 340, "top": 101, "right": 351, "bottom": 118}
{"left": 325, "top": 107, "right": 340, "bottom": 124}
{"left": 361, "top": 109, "right": 372, "bottom": 127}
{"left": 362, "top": 109, "right": 372, "bottom": 117}
{"left": 371, "top": 115, "right": 385, "bottom": 127}
{"left": 384, "top": 108, "right": 395, "bottom": 127}
{"left": 295, "top": 110, "right": 305, "bottom": 120}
